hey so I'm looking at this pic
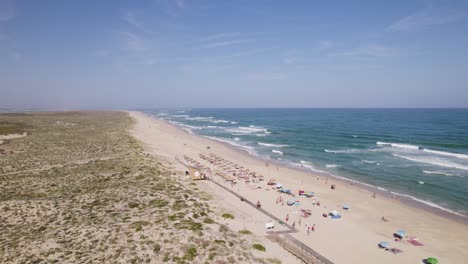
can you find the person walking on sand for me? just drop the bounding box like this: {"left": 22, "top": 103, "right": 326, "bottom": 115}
{"left": 292, "top": 221, "right": 296, "bottom": 229}
{"left": 286, "top": 214, "right": 289, "bottom": 222}
{"left": 312, "top": 224, "right": 315, "bottom": 231}
{"left": 372, "top": 192, "right": 376, "bottom": 198}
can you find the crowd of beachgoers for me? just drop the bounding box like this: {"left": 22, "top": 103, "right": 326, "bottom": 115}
{"left": 182, "top": 152, "right": 438, "bottom": 263}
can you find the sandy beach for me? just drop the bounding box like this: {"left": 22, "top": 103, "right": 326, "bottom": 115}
{"left": 130, "top": 111, "right": 468, "bottom": 264}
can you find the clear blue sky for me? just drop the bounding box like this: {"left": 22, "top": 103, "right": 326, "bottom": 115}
{"left": 1, "top": 0, "right": 468, "bottom": 109}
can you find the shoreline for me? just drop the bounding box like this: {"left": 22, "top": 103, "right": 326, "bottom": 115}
{"left": 156, "top": 113, "right": 468, "bottom": 224}
{"left": 129, "top": 110, "right": 468, "bottom": 263}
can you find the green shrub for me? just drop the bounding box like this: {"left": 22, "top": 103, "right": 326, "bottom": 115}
{"left": 203, "top": 218, "right": 214, "bottom": 224}
{"left": 239, "top": 229, "right": 252, "bottom": 235}
{"left": 221, "top": 213, "right": 234, "bottom": 219}
{"left": 252, "top": 244, "right": 266, "bottom": 252}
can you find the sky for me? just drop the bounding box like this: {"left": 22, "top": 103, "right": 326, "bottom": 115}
{"left": 1, "top": 0, "right": 468, "bottom": 109}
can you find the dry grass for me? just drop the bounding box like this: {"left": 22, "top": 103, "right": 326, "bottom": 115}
{"left": 0, "top": 111, "right": 265, "bottom": 263}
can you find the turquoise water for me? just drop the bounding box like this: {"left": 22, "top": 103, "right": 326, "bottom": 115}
{"left": 143, "top": 109, "right": 468, "bottom": 216}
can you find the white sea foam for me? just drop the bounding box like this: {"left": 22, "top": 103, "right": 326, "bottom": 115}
{"left": 185, "top": 116, "right": 213, "bottom": 121}
{"left": 377, "top": 141, "right": 419, "bottom": 150}
{"left": 326, "top": 164, "right": 340, "bottom": 168}
{"left": 204, "top": 136, "right": 257, "bottom": 156}
{"left": 172, "top": 114, "right": 189, "bottom": 118}
{"left": 377, "top": 141, "right": 468, "bottom": 160}
{"left": 226, "top": 126, "right": 269, "bottom": 134}
{"left": 352, "top": 135, "right": 358, "bottom": 138}
{"left": 324, "top": 149, "right": 361, "bottom": 154}
{"left": 291, "top": 162, "right": 327, "bottom": 174}
{"left": 272, "top": 150, "right": 283, "bottom": 155}
{"left": 392, "top": 154, "right": 468, "bottom": 171}
{"left": 258, "top": 142, "right": 288, "bottom": 148}
{"left": 422, "top": 170, "right": 457, "bottom": 177}
{"left": 389, "top": 191, "right": 467, "bottom": 217}
{"left": 362, "top": 160, "right": 381, "bottom": 165}
{"left": 418, "top": 181, "right": 425, "bottom": 184}
{"left": 234, "top": 137, "right": 240, "bottom": 141}
{"left": 230, "top": 121, "right": 238, "bottom": 124}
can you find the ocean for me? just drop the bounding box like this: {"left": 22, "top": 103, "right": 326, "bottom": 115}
{"left": 143, "top": 108, "right": 468, "bottom": 217}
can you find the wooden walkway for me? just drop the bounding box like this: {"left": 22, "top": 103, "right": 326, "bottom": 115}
{"left": 207, "top": 177, "right": 334, "bottom": 264}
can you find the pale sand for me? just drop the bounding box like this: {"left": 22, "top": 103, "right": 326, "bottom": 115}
{"left": 0, "top": 132, "right": 27, "bottom": 140}
{"left": 129, "top": 111, "right": 468, "bottom": 264}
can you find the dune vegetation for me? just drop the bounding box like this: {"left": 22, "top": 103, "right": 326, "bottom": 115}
{"left": 0, "top": 111, "right": 265, "bottom": 263}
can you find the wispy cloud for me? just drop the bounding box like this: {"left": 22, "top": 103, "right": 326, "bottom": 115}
{"left": 388, "top": 8, "right": 465, "bottom": 32}
{"left": 175, "top": 0, "right": 185, "bottom": 9}
{"left": 201, "top": 39, "right": 252, "bottom": 49}
{"left": 337, "top": 44, "right": 398, "bottom": 58}
{"left": 122, "top": 11, "right": 144, "bottom": 29}
{"left": 200, "top": 32, "right": 241, "bottom": 42}
{"left": 155, "top": 0, "right": 185, "bottom": 17}
{"left": 0, "top": 0, "right": 15, "bottom": 22}
{"left": 246, "top": 72, "right": 288, "bottom": 81}
{"left": 120, "top": 32, "right": 147, "bottom": 51}
{"left": 318, "top": 41, "right": 333, "bottom": 50}
{"left": 283, "top": 57, "right": 298, "bottom": 64}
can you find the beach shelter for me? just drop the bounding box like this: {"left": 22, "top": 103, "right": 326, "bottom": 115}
{"left": 425, "top": 257, "right": 439, "bottom": 264}
{"left": 275, "top": 183, "right": 282, "bottom": 189}
{"left": 330, "top": 210, "right": 339, "bottom": 216}
{"left": 378, "top": 242, "right": 390, "bottom": 249}
{"left": 394, "top": 230, "right": 406, "bottom": 238}
{"left": 343, "top": 204, "right": 349, "bottom": 210}
{"left": 188, "top": 167, "right": 202, "bottom": 180}
{"left": 265, "top": 221, "right": 274, "bottom": 230}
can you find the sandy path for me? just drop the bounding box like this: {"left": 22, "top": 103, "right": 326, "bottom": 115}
{"left": 129, "top": 111, "right": 468, "bottom": 264}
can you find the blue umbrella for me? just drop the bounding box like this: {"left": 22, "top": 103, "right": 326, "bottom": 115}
{"left": 378, "top": 242, "right": 390, "bottom": 248}
{"left": 395, "top": 230, "right": 406, "bottom": 238}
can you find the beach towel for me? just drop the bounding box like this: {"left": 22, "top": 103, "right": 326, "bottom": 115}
{"left": 408, "top": 239, "right": 424, "bottom": 246}
{"left": 386, "top": 248, "right": 403, "bottom": 254}
{"left": 331, "top": 215, "right": 342, "bottom": 219}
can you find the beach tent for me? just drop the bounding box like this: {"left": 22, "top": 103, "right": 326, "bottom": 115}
{"left": 378, "top": 242, "right": 390, "bottom": 249}
{"left": 189, "top": 167, "right": 202, "bottom": 180}
{"left": 425, "top": 257, "right": 439, "bottom": 264}
{"left": 305, "top": 192, "right": 315, "bottom": 198}
{"left": 265, "top": 221, "right": 274, "bottom": 230}
{"left": 394, "top": 230, "right": 406, "bottom": 238}
{"left": 330, "top": 210, "right": 339, "bottom": 216}
{"left": 343, "top": 204, "right": 349, "bottom": 210}
{"left": 275, "top": 183, "right": 282, "bottom": 189}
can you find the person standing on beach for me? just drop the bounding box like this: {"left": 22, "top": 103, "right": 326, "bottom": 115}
{"left": 286, "top": 214, "right": 289, "bottom": 222}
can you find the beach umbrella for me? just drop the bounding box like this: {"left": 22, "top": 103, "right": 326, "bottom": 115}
{"left": 395, "top": 230, "right": 406, "bottom": 238}
{"left": 275, "top": 183, "right": 282, "bottom": 188}
{"left": 378, "top": 242, "right": 390, "bottom": 248}
{"left": 425, "top": 257, "right": 438, "bottom": 264}
{"left": 330, "top": 210, "right": 339, "bottom": 216}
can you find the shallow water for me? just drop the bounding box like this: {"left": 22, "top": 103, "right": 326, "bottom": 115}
{"left": 143, "top": 108, "right": 468, "bottom": 216}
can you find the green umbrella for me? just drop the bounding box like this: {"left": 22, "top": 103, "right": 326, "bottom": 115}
{"left": 425, "top": 257, "right": 439, "bottom": 264}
